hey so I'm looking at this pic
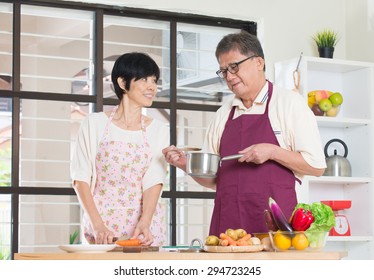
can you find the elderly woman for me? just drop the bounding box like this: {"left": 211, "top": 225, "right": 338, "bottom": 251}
{"left": 71, "top": 52, "right": 168, "bottom": 245}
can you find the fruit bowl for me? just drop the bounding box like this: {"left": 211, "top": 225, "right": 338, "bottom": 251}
{"left": 268, "top": 231, "right": 329, "bottom": 251}
{"left": 308, "top": 90, "right": 343, "bottom": 117}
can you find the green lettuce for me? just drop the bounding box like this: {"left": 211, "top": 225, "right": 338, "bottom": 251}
{"left": 293, "top": 202, "right": 336, "bottom": 248}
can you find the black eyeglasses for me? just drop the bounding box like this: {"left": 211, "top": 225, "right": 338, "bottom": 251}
{"left": 216, "top": 55, "right": 257, "bottom": 79}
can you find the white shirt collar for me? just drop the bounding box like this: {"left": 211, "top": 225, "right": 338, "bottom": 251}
{"left": 232, "top": 82, "right": 269, "bottom": 110}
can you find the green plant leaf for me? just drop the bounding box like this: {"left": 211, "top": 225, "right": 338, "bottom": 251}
{"left": 0, "top": 247, "right": 10, "bottom": 260}
{"left": 313, "top": 29, "right": 339, "bottom": 48}
{"left": 69, "top": 229, "right": 80, "bottom": 244}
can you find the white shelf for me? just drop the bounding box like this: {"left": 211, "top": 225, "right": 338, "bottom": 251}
{"left": 276, "top": 56, "right": 373, "bottom": 73}
{"left": 328, "top": 236, "right": 373, "bottom": 242}
{"left": 275, "top": 56, "right": 374, "bottom": 259}
{"left": 303, "top": 56, "right": 373, "bottom": 72}
{"left": 316, "top": 117, "right": 370, "bottom": 128}
{"left": 306, "top": 176, "right": 372, "bottom": 184}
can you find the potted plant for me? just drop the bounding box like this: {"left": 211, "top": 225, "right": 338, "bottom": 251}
{"left": 312, "top": 29, "right": 339, "bottom": 58}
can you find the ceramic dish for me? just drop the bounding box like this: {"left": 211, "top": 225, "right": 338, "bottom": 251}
{"left": 58, "top": 244, "right": 117, "bottom": 253}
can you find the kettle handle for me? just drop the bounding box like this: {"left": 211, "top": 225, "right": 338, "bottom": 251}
{"left": 324, "top": 138, "right": 348, "bottom": 158}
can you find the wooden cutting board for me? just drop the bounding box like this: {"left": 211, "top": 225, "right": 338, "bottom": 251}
{"left": 112, "top": 246, "right": 159, "bottom": 253}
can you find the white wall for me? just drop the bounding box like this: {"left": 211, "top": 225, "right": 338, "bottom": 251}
{"left": 345, "top": 0, "right": 374, "bottom": 63}
{"left": 58, "top": 0, "right": 365, "bottom": 81}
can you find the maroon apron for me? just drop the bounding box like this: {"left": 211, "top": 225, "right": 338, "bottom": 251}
{"left": 209, "top": 81, "right": 297, "bottom": 235}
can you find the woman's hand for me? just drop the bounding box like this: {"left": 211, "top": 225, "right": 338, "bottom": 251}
{"left": 132, "top": 220, "right": 154, "bottom": 246}
{"left": 92, "top": 223, "right": 115, "bottom": 244}
{"left": 162, "top": 145, "right": 187, "bottom": 170}
{"left": 73, "top": 181, "right": 116, "bottom": 244}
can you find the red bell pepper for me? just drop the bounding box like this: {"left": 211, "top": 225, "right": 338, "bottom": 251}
{"left": 291, "top": 208, "right": 315, "bottom": 231}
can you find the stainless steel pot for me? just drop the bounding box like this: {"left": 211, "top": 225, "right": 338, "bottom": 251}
{"left": 323, "top": 138, "right": 352, "bottom": 177}
{"left": 186, "top": 152, "right": 242, "bottom": 178}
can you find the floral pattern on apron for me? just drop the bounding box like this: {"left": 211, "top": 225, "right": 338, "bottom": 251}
{"left": 83, "top": 106, "right": 166, "bottom": 246}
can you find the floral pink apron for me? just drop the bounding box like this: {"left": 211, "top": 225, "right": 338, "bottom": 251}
{"left": 83, "top": 106, "right": 166, "bottom": 245}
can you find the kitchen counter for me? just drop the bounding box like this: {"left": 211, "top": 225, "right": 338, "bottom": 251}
{"left": 14, "top": 250, "right": 347, "bottom": 260}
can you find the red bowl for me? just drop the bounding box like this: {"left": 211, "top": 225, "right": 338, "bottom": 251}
{"left": 321, "top": 200, "right": 351, "bottom": 211}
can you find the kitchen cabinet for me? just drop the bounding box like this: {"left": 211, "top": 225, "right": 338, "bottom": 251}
{"left": 274, "top": 56, "right": 374, "bottom": 259}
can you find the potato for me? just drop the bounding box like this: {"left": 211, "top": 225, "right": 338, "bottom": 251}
{"left": 234, "top": 228, "right": 247, "bottom": 239}
{"left": 205, "top": 235, "right": 220, "bottom": 246}
{"left": 250, "top": 237, "right": 261, "bottom": 245}
{"left": 225, "top": 228, "right": 239, "bottom": 241}
{"left": 261, "top": 237, "right": 272, "bottom": 251}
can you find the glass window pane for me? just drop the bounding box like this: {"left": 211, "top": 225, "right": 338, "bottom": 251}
{"left": 0, "top": 97, "right": 11, "bottom": 187}
{"left": 176, "top": 198, "right": 213, "bottom": 245}
{"left": 148, "top": 107, "right": 170, "bottom": 191}
{"left": 176, "top": 24, "right": 238, "bottom": 106}
{"left": 19, "top": 194, "right": 80, "bottom": 253}
{"left": 161, "top": 198, "right": 171, "bottom": 245}
{"left": 0, "top": 195, "right": 11, "bottom": 259}
{"left": 0, "top": 3, "right": 13, "bottom": 187}
{"left": 103, "top": 15, "right": 170, "bottom": 101}
{"left": 2, "top": 1, "right": 254, "bottom": 254}
{"left": 176, "top": 109, "right": 215, "bottom": 191}
{"left": 20, "top": 99, "right": 89, "bottom": 187}
{"left": 20, "top": 5, "right": 94, "bottom": 94}
{"left": 0, "top": 3, "right": 13, "bottom": 90}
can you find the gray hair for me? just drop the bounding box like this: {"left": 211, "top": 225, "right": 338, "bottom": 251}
{"left": 215, "top": 31, "right": 265, "bottom": 70}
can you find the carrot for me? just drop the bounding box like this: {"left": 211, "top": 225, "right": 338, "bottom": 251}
{"left": 115, "top": 238, "right": 141, "bottom": 246}
{"left": 236, "top": 233, "right": 252, "bottom": 246}
{"left": 236, "top": 234, "right": 253, "bottom": 246}
{"left": 219, "top": 239, "right": 229, "bottom": 246}
{"left": 219, "top": 233, "right": 237, "bottom": 246}
{"left": 238, "top": 233, "right": 252, "bottom": 241}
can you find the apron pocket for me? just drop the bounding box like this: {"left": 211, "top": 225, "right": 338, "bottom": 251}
{"left": 213, "top": 192, "right": 241, "bottom": 234}
{"left": 238, "top": 192, "right": 268, "bottom": 234}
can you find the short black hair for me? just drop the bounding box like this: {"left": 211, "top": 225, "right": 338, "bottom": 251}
{"left": 111, "top": 52, "right": 160, "bottom": 100}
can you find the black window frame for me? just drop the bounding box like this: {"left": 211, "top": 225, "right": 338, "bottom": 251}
{"left": 0, "top": 0, "right": 256, "bottom": 259}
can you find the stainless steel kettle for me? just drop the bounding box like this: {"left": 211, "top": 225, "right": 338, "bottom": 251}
{"left": 323, "top": 138, "right": 352, "bottom": 177}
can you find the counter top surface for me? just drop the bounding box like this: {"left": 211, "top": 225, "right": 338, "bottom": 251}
{"left": 14, "top": 250, "right": 347, "bottom": 260}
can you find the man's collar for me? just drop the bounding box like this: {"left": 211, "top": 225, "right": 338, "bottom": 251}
{"left": 232, "top": 82, "right": 269, "bottom": 109}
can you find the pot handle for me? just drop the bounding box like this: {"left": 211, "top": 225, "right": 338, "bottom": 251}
{"left": 221, "top": 154, "right": 242, "bottom": 161}
{"left": 324, "top": 138, "right": 348, "bottom": 158}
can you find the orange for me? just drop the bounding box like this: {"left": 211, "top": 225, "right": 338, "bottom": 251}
{"left": 291, "top": 233, "right": 309, "bottom": 250}
{"left": 273, "top": 232, "right": 292, "bottom": 250}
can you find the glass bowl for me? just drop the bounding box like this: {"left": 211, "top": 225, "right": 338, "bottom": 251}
{"left": 268, "top": 231, "right": 329, "bottom": 251}
{"left": 252, "top": 232, "right": 269, "bottom": 241}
